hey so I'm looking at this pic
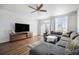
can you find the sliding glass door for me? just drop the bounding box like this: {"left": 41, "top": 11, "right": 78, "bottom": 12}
{"left": 55, "top": 16, "right": 68, "bottom": 32}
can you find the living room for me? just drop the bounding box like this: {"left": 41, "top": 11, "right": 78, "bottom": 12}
{"left": 0, "top": 4, "right": 79, "bottom": 55}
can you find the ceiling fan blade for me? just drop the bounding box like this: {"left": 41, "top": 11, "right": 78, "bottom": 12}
{"left": 28, "top": 6, "right": 36, "bottom": 10}
{"left": 31, "top": 11, "right": 37, "bottom": 13}
{"left": 39, "top": 10, "right": 47, "bottom": 12}
{"left": 37, "top": 4, "right": 43, "bottom": 10}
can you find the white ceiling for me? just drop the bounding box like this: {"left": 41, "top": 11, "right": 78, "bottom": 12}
{"left": 0, "top": 4, "right": 79, "bottom": 19}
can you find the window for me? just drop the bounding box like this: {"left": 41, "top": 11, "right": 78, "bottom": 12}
{"left": 55, "top": 16, "right": 68, "bottom": 32}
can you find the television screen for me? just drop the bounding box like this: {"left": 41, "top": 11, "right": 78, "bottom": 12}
{"left": 15, "top": 23, "right": 29, "bottom": 32}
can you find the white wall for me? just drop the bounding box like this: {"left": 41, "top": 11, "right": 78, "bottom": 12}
{"left": 25, "top": 20, "right": 38, "bottom": 36}
{"left": 37, "top": 20, "right": 42, "bottom": 35}
{"left": 0, "top": 9, "right": 38, "bottom": 43}
{"left": 77, "top": 8, "right": 79, "bottom": 33}
{"left": 0, "top": 9, "right": 15, "bottom": 43}
{"left": 68, "top": 11, "right": 77, "bottom": 32}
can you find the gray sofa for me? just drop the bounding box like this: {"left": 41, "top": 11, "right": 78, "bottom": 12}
{"left": 61, "top": 32, "right": 78, "bottom": 42}
{"left": 30, "top": 32, "right": 79, "bottom": 55}
{"left": 56, "top": 32, "right": 78, "bottom": 48}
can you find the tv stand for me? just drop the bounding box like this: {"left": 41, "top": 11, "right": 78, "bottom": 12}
{"left": 10, "top": 32, "right": 32, "bottom": 42}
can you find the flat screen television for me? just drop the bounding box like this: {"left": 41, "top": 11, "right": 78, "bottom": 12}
{"left": 15, "top": 23, "right": 29, "bottom": 32}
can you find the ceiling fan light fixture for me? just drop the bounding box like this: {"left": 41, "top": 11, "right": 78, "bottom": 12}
{"left": 28, "top": 4, "right": 47, "bottom": 14}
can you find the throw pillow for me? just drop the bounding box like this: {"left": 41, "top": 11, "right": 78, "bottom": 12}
{"left": 62, "top": 32, "right": 69, "bottom": 37}
{"left": 67, "top": 36, "right": 79, "bottom": 51}
{"left": 73, "top": 36, "right": 79, "bottom": 49}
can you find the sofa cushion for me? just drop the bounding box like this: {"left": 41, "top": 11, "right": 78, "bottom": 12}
{"left": 72, "top": 34, "right": 79, "bottom": 40}
{"left": 61, "top": 36, "right": 70, "bottom": 42}
{"left": 56, "top": 40, "right": 69, "bottom": 48}
{"left": 70, "top": 32, "right": 77, "bottom": 40}
{"left": 51, "top": 31, "right": 62, "bottom": 35}
{"left": 66, "top": 36, "right": 79, "bottom": 51}
{"left": 73, "top": 35, "right": 79, "bottom": 48}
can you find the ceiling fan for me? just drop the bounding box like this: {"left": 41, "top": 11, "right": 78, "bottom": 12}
{"left": 28, "top": 4, "right": 47, "bottom": 13}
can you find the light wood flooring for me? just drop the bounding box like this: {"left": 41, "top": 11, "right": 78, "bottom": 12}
{"left": 0, "top": 36, "right": 40, "bottom": 55}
